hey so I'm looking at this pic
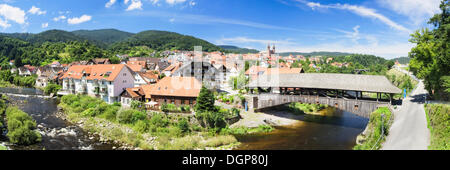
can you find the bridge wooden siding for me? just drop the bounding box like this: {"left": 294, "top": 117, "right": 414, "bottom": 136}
{"left": 247, "top": 94, "right": 390, "bottom": 118}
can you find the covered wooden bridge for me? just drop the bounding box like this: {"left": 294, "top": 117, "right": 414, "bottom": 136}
{"left": 247, "top": 73, "right": 402, "bottom": 117}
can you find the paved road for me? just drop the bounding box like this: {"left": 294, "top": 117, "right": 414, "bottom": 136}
{"left": 382, "top": 80, "right": 430, "bottom": 150}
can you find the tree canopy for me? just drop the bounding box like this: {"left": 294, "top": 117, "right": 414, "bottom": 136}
{"left": 409, "top": 0, "right": 449, "bottom": 100}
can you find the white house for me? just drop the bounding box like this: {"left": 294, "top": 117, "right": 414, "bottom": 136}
{"left": 58, "top": 64, "right": 135, "bottom": 104}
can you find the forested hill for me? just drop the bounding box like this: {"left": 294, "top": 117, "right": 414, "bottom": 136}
{"left": 0, "top": 29, "right": 224, "bottom": 67}
{"left": 218, "top": 45, "right": 259, "bottom": 54}
{"left": 391, "top": 57, "right": 410, "bottom": 64}
{"left": 72, "top": 29, "right": 134, "bottom": 47}
{"left": 279, "top": 51, "right": 354, "bottom": 57}
{"left": 2, "top": 30, "right": 87, "bottom": 44}
{"left": 110, "top": 30, "right": 222, "bottom": 53}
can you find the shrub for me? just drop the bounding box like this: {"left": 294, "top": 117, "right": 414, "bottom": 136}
{"left": 61, "top": 94, "right": 79, "bottom": 105}
{"left": 44, "top": 83, "right": 61, "bottom": 95}
{"left": 116, "top": 109, "right": 134, "bottom": 124}
{"left": 131, "top": 110, "right": 147, "bottom": 123}
{"left": 5, "top": 107, "right": 41, "bottom": 145}
{"left": 161, "top": 104, "right": 169, "bottom": 113}
{"left": 131, "top": 100, "right": 143, "bottom": 110}
{"left": 195, "top": 111, "right": 227, "bottom": 129}
{"left": 425, "top": 104, "right": 450, "bottom": 150}
{"left": 231, "top": 108, "right": 240, "bottom": 117}
{"left": 134, "top": 120, "right": 150, "bottom": 133}
{"left": 177, "top": 118, "right": 190, "bottom": 133}
{"left": 167, "top": 126, "right": 183, "bottom": 137}
{"left": 149, "top": 113, "right": 169, "bottom": 127}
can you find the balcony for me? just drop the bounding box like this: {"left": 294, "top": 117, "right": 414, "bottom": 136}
{"left": 77, "top": 85, "right": 87, "bottom": 94}
{"left": 100, "top": 85, "right": 108, "bottom": 95}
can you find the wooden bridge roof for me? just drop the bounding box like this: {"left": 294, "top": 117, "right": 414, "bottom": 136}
{"left": 248, "top": 73, "right": 402, "bottom": 94}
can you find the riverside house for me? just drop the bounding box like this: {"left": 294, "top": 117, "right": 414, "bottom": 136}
{"left": 141, "top": 77, "right": 201, "bottom": 109}
{"left": 58, "top": 64, "right": 135, "bottom": 104}
{"left": 35, "top": 66, "right": 63, "bottom": 88}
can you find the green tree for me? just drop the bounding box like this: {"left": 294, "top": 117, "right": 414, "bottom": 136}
{"left": 44, "top": 83, "right": 61, "bottom": 95}
{"left": 109, "top": 56, "right": 121, "bottom": 64}
{"left": 194, "top": 86, "right": 216, "bottom": 113}
{"left": 409, "top": 0, "right": 449, "bottom": 100}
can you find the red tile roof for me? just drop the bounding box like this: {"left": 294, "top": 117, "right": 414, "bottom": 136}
{"left": 126, "top": 64, "right": 143, "bottom": 72}
{"left": 143, "top": 77, "right": 201, "bottom": 98}
{"left": 60, "top": 64, "right": 128, "bottom": 81}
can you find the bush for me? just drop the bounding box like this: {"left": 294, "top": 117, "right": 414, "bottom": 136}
{"left": 61, "top": 94, "right": 79, "bottom": 105}
{"left": 161, "top": 104, "right": 169, "bottom": 113}
{"left": 149, "top": 113, "right": 169, "bottom": 127}
{"left": 5, "top": 107, "right": 41, "bottom": 145}
{"left": 44, "top": 83, "right": 61, "bottom": 95}
{"left": 131, "top": 100, "right": 143, "bottom": 110}
{"left": 116, "top": 109, "right": 134, "bottom": 124}
{"left": 425, "top": 104, "right": 450, "bottom": 150}
{"left": 131, "top": 110, "right": 147, "bottom": 123}
{"left": 177, "top": 118, "right": 190, "bottom": 133}
{"left": 134, "top": 120, "right": 150, "bottom": 133}
{"left": 195, "top": 111, "right": 227, "bottom": 129}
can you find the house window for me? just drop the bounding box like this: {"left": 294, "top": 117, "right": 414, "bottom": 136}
{"left": 123, "top": 73, "right": 127, "bottom": 76}
{"left": 123, "top": 80, "right": 127, "bottom": 83}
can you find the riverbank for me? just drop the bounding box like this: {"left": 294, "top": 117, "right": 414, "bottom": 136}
{"left": 231, "top": 104, "right": 336, "bottom": 128}
{"left": 424, "top": 104, "right": 449, "bottom": 150}
{"left": 58, "top": 94, "right": 246, "bottom": 150}
{"left": 354, "top": 107, "right": 392, "bottom": 150}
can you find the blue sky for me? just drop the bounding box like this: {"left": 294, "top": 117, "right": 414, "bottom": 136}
{"left": 0, "top": 0, "right": 443, "bottom": 59}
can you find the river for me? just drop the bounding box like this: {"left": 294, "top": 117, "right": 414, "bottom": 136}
{"left": 0, "top": 87, "right": 118, "bottom": 150}
{"left": 0, "top": 87, "right": 369, "bottom": 150}
{"left": 235, "top": 109, "right": 369, "bottom": 150}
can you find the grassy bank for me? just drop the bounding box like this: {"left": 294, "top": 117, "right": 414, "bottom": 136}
{"left": 424, "top": 104, "right": 449, "bottom": 150}
{"left": 386, "top": 69, "right": 418, "bottom": 97}
{"left": 59, "top": 94, "right": 272, "bottom": 150}
{"left": 353, "top": 107, "right": 392, "bottom": 150}
{"left": 0, "top": 145, "right": 7, "bottom": 150}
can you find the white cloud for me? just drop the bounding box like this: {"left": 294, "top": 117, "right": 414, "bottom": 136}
{"left": 126, "top": 0, "right": 142, "bottom": 11}
{"left": 68, "top": 15, "right": 92, "bottom": 25}
{"left": 166, "top": 0, "right": 186, "bottom": 5}
{"left": 28, "top": 6, "right": 46, "bottom": 15}
{"left": 0, "top": 4, "right": 26, "bottom": 25}
{"left": 0, "top": 18, "right": 11, "bottom": 29}
{"left": 189, "top": 1, "right": 196, "bottom": 6}
{"left": 377, "top": 0, "right": 441, "bottom": 25}
{"left": 307, "top": 2, "right": 320, "bottom": 9}
{"left": 53, "top": 15, "right": 66, "bottom": 22}
{"left": 41, "top": 22, "right": 48, "bottom": 28}
{"left": 105, "top": 0, "right": 117, "bottom": 8}
{"left": 298, "top": 1, "right": 410, "bottom": 33}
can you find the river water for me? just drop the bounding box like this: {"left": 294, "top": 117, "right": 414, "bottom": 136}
{"left": 235, "top": 109, "right": 369, "bottom": 150}
{"left": 0, "top": 87, "right": 117, "bottom": 150}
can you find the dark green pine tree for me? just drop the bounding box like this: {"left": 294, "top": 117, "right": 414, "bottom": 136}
{"left": 195, "top": 86, "right": 215, "bottom": 113}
